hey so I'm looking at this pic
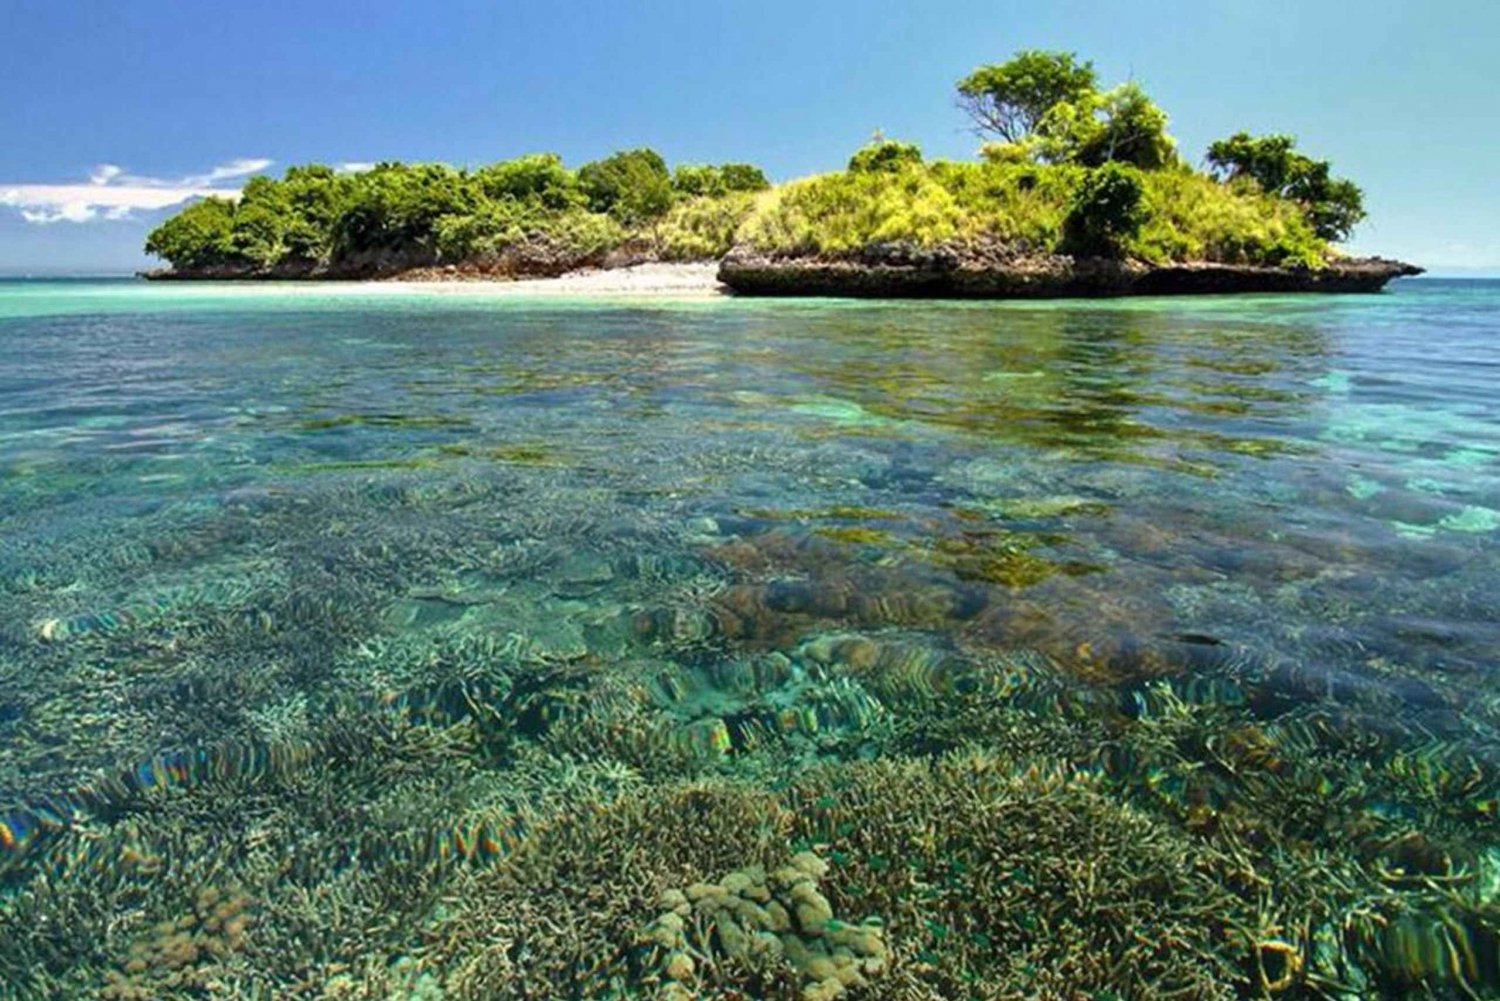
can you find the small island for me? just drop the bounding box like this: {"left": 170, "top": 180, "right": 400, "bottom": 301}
{"left": 143, "top": 51, "right": 1421, "bottom": 296}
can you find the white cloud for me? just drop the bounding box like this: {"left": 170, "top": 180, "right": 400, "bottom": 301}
{"left": 335, "top": 161, "right": 376, "bottom": 174}
{"left": 0, "top": 158, "right": 274, "bottom": 224}
{"left": 186, "top": 157, "right": 275, "bottom": 186}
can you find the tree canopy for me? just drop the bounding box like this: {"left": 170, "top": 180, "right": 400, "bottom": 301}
{"left": 956, "top": 50, "right": 1098, "bottom": 144}
{"left": 1206, "top": 133, "right": 1366, "bottom": 241}
{"left": 670, "top": 163, "right": 770, "bottom": 198}
{"left": 848, "top": 139, "right": 924, "bottom": 174}
{"left": 964, "top": 55, "right": 1177, "bottom": 172}
{"left": 145, "top": 50, "right": 1373, "bottom": 274}
{"left": 144, "top": 150, "right": 768, "bottom": 272}
{"left": 577, "top": 148, "right": 675, "bottom": 226}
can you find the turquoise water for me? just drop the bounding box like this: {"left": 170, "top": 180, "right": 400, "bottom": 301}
{"left": 0, "top": 277, "right": 1497, "bottom": 998}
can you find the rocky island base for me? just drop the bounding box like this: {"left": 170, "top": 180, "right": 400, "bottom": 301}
{"left": 718, "top": 248, "right": 1423, "bottom": 298}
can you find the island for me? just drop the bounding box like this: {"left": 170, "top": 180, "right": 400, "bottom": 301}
{"left": 142, "top": 51, "right": 1421, "bottom": 296}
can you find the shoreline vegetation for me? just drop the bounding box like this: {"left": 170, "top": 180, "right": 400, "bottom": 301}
{"left": 142, "top": 51, "right": 1421, "bottom": 296}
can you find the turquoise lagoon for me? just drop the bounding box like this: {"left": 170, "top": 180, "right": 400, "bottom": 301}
{"left": 0, "top": 278, "right": 1497, "bottom": 998}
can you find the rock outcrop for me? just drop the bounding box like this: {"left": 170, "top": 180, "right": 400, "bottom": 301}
{"left": 718, "top": 243, "right": 1423, "bottom": 298}
{"left": 141, "top": 237, "right": 662, "bottom": 282}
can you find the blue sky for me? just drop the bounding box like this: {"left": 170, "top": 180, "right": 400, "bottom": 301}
{"left": 2, "top": 0, "right": 1496, "bottom": 272}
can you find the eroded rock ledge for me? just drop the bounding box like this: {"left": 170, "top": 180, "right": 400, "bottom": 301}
{"left": 140, "top": 238, "right": 662, "bottom": 282}
{"left": 717, "top": 245, "right": 1423, "bottom": 298}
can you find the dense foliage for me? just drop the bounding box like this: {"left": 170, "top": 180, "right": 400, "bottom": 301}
{"left": 956, "top": 50, "right": 1099, "bottom": 144}
{"left": 1061, "top": 162, "right": 1147, "bottom": 256}
{"left": 670, "top": 163, "right": 770, "bottom": 198}
{"left": 577, "top": 148, "right": 675, "bottom": 226}
{"left": 848, "top": 139, "right": 925, "bottom": 174}
{"left": 144, "top": 151, "right": 765, "bottom": 272}
{"left": 740, "top": 158, "right": 1325, "bottom": 266}
{"left": 145, "top": 49, "right": 1371, "bottom": 273}
{"left": 964, "top": 54, "right": 1176, "bottom": 171}
{"left": 1206, "top": 132, "right": 1366, "bottom": 241}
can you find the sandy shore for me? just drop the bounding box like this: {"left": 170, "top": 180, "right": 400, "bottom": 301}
{"left": 374, "top": 262, "right": 726, "bottom": 297}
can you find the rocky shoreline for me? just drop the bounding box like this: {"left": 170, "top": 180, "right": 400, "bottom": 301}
{"left": 139, "top": 238, "right": 662, "bottom": 282}
{"left": 143, "top": 245, "right": 1424, "bottom": 299}
{"left": 716, "top": 246, "right": 1424, "bottom": 298}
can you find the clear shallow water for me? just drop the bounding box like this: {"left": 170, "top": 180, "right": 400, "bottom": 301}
{"left": 0, "top": 277, "right": 1497, "bottom": 998}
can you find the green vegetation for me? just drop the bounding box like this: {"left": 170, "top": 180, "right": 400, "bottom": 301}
{"left": 1207, "top": 132, "right": 1366, "bottom": 241}
{"left": 847, "top": 138, "right": 924, "bottom": 174}
{"left": 964, "top": 51, "right": 1176, "bottom": 171}
{"left": 145, "top": 49, "right": 1371, "bottom": 274}
{"left": 1061, "top": 161, "right": 1147, "bottom": 256}
{"left": 144, "top": 150, "right": 765, "bottom": 273}
{"left": 670, "top": 161, "right": 770, "bottom": 197}
{"left": 956, "top": 49, "right": 1099, "bottom": 144}
{"left": 740, "top": 156, "right": 1324, "bottom": 265}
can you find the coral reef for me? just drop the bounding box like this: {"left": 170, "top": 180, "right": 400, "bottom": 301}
{"left": 642, "top": 852, "right": 887, "bottom": 1001}
{"left": 2, "top": 298, "right": 1498, "bottom": 1000}
{"left": 100, "top": 885, "right": 253, "bottom": 999}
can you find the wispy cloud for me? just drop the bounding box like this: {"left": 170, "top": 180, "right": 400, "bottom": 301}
{"left": 0, "top": 158, "right": 273, "bottom": 224}
{"left": 335, "top": 161, "right": 376, "bottom": 174}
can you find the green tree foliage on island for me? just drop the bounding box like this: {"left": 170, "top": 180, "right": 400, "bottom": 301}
{"left": 577, "top": 148, "right": 675, "bottom": 226}
{"left": 670, "top": 163, "right": 770, "bottom": 198}
{"left": 963, "top": 53, "right": 1177, "bottom": 171}
{"left": 145, "top": 49, "right": 1372, "bottom": 273}
{"left": 848, "top": 139, "right": 924, "bottom": 174}
{"left": 1060, "top": 162, "right": 1147, "bottom": 256}
{"left": 955, "top": 50, "right": 1363, "bottom": 245}
{"left": 144, "top": 197, "right": 237, "bottom": 268}
{"left": 144, "top": 150, "right": 769, "bottom": 272}
{"left": 1206, "top": 133, "right": 1366, "bottom": 241}
{"left": 957, "top": 50, "right": 1098, "bottom": 143}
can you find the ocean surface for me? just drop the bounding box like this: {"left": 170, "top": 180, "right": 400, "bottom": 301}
{"left": 0, "top": 277, "right": 1496, "bottom": 998}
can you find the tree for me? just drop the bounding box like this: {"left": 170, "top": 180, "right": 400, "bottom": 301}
{"left": 475, "top": 153, "right": 584, "bottom": 211}
{"left": 578, "top": 148, "right": 674, "bottom": 225}
{"left": 144, "top": 197, "right": 237, "bottom": 268}
{"left": 331, "top": 162, "right": 479, "bottom": 255}
{"left": 1206, "top": 133, "right": 1366, "bottom": 241}
{"left": 718, "top": 163, "right": 770, "bottom": 193}
{"left": 228, "top": 202, "right": 285, "bottom": 266}
{"left": 280, "top": 165, "right": 352, "bottom": 261}
{"left": 1075, "top": 83, "right": 1176, "bottom": 170}
{"left": 847, "top": 139, "right": 923, "bottom": 174}
{"left": 956, "top": 50, "right": 1097, "bottom": 143}
{"left": 1033, "top": 83, "right": 1176, "bottom": 169}
{"left": 228, "top": 175, "right": 289, "bottom": 266}
{"left": 1061, "top": 163, "right": 1147, "bottom": 257}
{"left": 671, "top": 163, "right": 770, "bottom": 198}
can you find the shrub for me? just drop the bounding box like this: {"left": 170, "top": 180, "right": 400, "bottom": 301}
{"left": 1133, "top": 169, "right": 1324, "bottom": 266}
{"left": 979, "top": 142, "right": 1033, "bottom": 165}
{"left": 848, "top": 140, "right": 923, "bottom": 174}
{"left": 671, "top": 163, "right": 770, "bottom": 198}
{"left": 741, "top": 167, "right": 963, "bottom": 254}
{"left": 578, "top": 148, "right": 674, "bottom": 225}
{"left": 1061, "top": 163, "right": 1147, "bottom": 257}
{"left": 658, "top": 192, "right": 760, "bottom": 260}
{"left": 740, "top": 158, "right": 1328, "bottom": 266}
{"left": 718, "top": 163, "right": 771, "bottom": 193}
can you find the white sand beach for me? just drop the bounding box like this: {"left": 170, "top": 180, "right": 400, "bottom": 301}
{"left": 373, "top": 262, "right": 726, "bottom": 297}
